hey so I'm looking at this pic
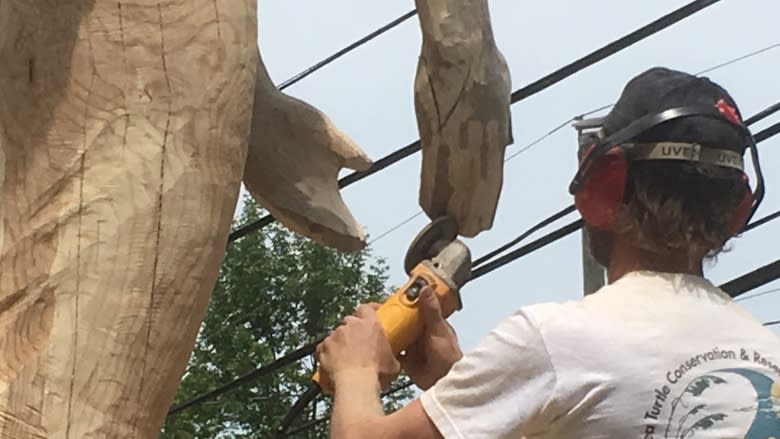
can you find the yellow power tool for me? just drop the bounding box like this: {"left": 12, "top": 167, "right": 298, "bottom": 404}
{"left": 312, "top": 216, "right": 472, "bottom": 395}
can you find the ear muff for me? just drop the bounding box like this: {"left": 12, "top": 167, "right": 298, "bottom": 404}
{"left": 729, "top": 173, "right": 754, "bottom": 236}
{"left": 574, "top": 145, "right": 628, "bottom": 230}
{"left": 570, "top": 104, "right": 765, "bottom": 235}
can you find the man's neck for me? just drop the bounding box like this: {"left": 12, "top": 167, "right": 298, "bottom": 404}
{"left": 606, "top": 240, "right": 704, "bottom": 284}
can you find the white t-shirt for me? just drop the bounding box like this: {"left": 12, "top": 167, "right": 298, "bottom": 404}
{"left": 420, "top": 271, "right": 780, "bottom": 438}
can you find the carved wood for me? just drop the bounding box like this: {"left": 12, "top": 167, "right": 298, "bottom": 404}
{"left": 413, "top": 0, "right": 513, "bottom": 237}
{"left": 243, "top": 47, "right": 372, "bottom": 252}
{"left": 0, "top": 1, "right": 256, "bottom": 437}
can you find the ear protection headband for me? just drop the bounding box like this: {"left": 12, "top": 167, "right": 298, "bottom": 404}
{"left": 568, "top": 101, "right": 765, "bottom": 234}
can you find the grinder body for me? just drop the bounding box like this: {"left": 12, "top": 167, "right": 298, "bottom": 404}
{"left": 313, "top": 238, "right": 470, "bottom": 395}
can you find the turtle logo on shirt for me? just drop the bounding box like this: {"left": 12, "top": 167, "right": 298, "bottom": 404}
{"left": 664, "top": 368, "right": 780, "bottom": 438}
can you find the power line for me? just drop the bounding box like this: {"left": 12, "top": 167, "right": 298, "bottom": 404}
{"left": 277, "top": 10, "right": 417, "bottom": 91}
{"left": 721, "top": 259, "right": 780, "bottom": 298}
{"left": 735, "top": 286, "right": 780, "bottom": 303}
{"left": 586, "top": 41, "right": 780, "bottom": 118}
{"left": 753, "top": 120, "right": 780, "bottom": 143}
{"left": 228, "top": 0, "right": 721, "bottom": 243}
{"left": 765, "top": 320, "right": 780, "bottom": 327}
{"left": 744, "top": 100, "right": 780, "bottom": 126}
{"left": 473, "top": 205, "right": 577, "bottom": 268}
{"left": 472, "top": 219, "right": 584, "bottom": 280}
{"left": 744, "top": 208, "right": 780, "bottom": 233}
{"left": 167, "top": 337, "right": 321, "bottom": 415}
{"left": 696, "top": 42, "right": 780, "bottom": 76}
{"left": 510, "top": 0, "right": 720, "bottom": 103}
{"left": 368, "top": 211, "right": 425, "bottom": 244}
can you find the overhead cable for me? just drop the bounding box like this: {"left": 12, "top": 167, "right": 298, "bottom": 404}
{"left": 167, "top": 337, "right": 320, "bottom": 415}
{"left": 277, "top": 10, "right": 417, "bottom": 91}
{"left": 509, "top": 0, "right": 721, "bottom": 103}
{"left": 228, "top": 0, "right": 721, "bottom": 243}
{"left": 735, "top": 286, "right": 780, "bottom": 303}
{"left": 695, "top": 42, "right": 780, "bottom": 77}
{"left": 744, "top": 209, "right": 780, "bottom": 233}
{"left": 472, "top": 205, "right": 577, "bottom": 267}
{"left": 721, "top": 259, "right": 780, "bottom": 298}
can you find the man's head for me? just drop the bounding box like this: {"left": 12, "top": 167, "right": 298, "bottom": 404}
{"left": 576, "top": 67, "right": 754, "bottom": 272}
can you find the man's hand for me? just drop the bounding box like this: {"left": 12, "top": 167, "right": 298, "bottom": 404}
{"left": 400, "top": 286, "right": 463, "bottom": 390}
{"left": 317, "top": 304, "right": 401, "bottom": 391}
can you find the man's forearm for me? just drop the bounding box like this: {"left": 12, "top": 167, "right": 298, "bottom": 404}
{"left": 330, "top": 368, "right": 386, "bottom": 439}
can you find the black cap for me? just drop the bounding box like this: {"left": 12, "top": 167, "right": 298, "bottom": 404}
{"left": 602, "top": 67, "right": 748, "bottom": 154}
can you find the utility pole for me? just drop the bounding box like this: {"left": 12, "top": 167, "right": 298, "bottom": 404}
{"left": 573, "top": 116, "right": 607, "bottom": 295}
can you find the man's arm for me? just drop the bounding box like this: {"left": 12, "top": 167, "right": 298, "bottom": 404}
{"left": 318, "top": 296, "right": 559, "bottom": 438}
{"left": 329, "top": 369, "right": 442, "bottom": 439}
{"left": 316, "top": 301, "right": 447, "bottom": 439}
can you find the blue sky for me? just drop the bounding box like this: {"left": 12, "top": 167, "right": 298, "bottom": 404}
{"left": 245, "top": 0, "right": 780, "bottom": 351}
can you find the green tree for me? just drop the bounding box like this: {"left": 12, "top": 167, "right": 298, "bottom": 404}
{"left": 161, "top": 196, "right": 413, "bottom": 438}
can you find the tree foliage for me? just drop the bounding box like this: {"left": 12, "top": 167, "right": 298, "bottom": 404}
{"left": 161, "top": 197, "right": 412, "bottom": 438}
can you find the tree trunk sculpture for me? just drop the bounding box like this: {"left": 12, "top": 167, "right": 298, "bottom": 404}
{"left": 414, "top": 0, "right": 513, "bottom": 237}
{"left": 0, "top": 1, "right": 256, "bottom": 437}
{"left": 0, "top": 0, "right": 516, "bottom": 436}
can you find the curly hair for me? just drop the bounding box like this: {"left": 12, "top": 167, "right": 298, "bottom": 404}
{"left": 614, "top": 160, "right": 746, "bottom": 261}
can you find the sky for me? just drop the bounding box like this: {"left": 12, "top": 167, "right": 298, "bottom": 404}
{"left": 245, "top": 0, "right": 780, "bottom": 352}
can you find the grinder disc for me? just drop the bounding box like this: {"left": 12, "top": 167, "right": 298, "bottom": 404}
{"left": 404, "top": 216, "right": 458, "bottom": 275}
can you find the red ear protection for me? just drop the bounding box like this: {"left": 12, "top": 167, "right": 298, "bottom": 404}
{"left": 575, "top": 145, "right": 755, "bottom": 235}
{"left": 570, "top": 104, "right": 765, "bottom": 236}
{"left": 574, "top": 145, "right": 628, "bottom": 230}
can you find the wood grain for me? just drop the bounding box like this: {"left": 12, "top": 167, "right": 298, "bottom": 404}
{"left": 0, "top": 1, "right": 256, "bottom": 437}
{"left": 243, "top": 46, "right": 372, "bottom": 252}
{"left": 414, "top": 0, "right": 513, "bottom": 237}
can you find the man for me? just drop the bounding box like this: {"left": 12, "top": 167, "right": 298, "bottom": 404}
{"left": 315, "top": 67, "right": 780, "bottom": 438}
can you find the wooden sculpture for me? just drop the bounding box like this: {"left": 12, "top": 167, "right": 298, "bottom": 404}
{"left": 0, "top": 1, "right": 256, "bottom": 437}
{"left": 0, "top": 0, "right": 515, "bottom": 436}
{"left": 413, "top": 0, "right": 513, "bottom": 237}
{"left": 243, "top": 47, "right": 372, "bottom": 252}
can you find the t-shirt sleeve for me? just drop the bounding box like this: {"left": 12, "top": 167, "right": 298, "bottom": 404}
{"left": 419, "top": 308, "right": 558, "bottom": 438}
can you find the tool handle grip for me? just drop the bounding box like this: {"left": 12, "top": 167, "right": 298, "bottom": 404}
{"left": 312, "top": 264, "right": 458, "bottom": 395}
